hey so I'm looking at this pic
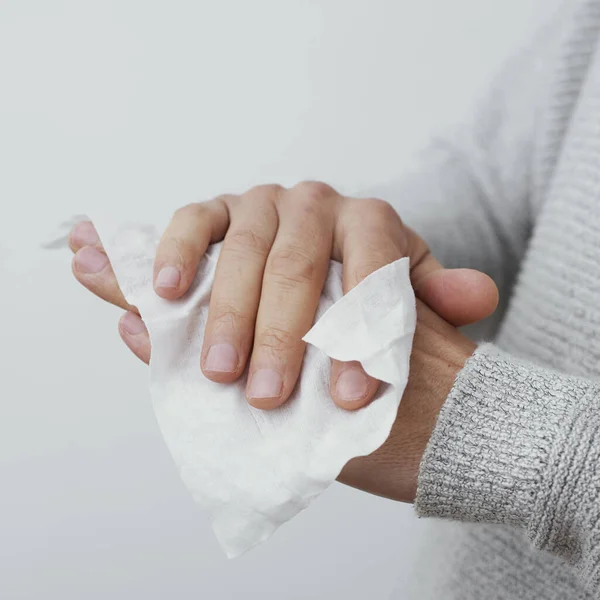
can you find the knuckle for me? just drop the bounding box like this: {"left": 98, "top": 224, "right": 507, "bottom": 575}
{"left": 225, "top": 228, "right": 271, "bottom": 258}
{"left": 210, "top": 303, "right": 252, "bottom": 332}
{"left": 411, "top": 234, "right": 431, "bottom": 261}
{"left": 160, "top": 235, "right": 187, "bottom": 265}
{"left": 246, "top": 183, "right": 285, "bottom": 203}
{"left": 173, "top": 202, "right": 202, "bottom": 219}
{"left": 212, "top": 193, "right": 239, "bottom": 211}
{"left": 258, "top": 325, "right": 300, "bottom": 353}
{"left": 351, "top": 260, "right": 386, "bottom": 285}
{"left": 267, "top": 246, "right": 317, "bottom": 285}
{"left": 213, "top": 193, "right": 237, "bottom": 204}
{"left": 359, "top": 197, "right": 399, "bottom": 222}
{"left": 292, "top": 180, "right": 336, "bottom": 205}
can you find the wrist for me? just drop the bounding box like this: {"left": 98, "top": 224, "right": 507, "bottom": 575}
{"left": 401, "top": 334, "right": 475, "bottom": 501}
{"left": 338, "top": 323, "right": 475, "bottom": 503}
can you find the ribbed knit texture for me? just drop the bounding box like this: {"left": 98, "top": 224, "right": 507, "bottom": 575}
{"left": 380, "top": 1, "right": 600, "bottom": 597}
{"left": 417, "top": 346, "right": 600, "bottom": 591}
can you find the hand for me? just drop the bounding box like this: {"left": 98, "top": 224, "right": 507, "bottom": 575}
{"left": 339, "top": 298, "right": 478, "bottom": 503}
{"left": 69, "top": 181, "right": 497, "bottom": 413}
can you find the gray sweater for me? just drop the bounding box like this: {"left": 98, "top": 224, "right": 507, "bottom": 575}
{"left": 374, "top": 1, "right": 600, "bottom": 597}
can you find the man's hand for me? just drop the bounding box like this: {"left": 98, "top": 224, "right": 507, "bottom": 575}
{"left": 339, "top": 298, "right": 478, "bottom": 503}
{"left": 69, "top": 181, "right": 498, "bottom": 415}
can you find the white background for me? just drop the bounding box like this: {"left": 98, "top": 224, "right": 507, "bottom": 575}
{"left": 0, "top": 1, "right": 561, "bottom": 598}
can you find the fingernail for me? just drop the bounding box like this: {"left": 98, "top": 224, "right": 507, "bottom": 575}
{"left": 335, "top": 369, "right": 368, "bottom": 402}
{"left": 248, "top": 369, "right": 283, "bottom": 399}
{"left": 121, "top": 312, "right": 146, "bottom": 335}
{"left": 74, "top": 246, "right": 109, "bottom": 274}
{"left": 156, "top": 266, "right": 181, "bottom": 289}
{"left": 71, "top": 221, "right": 99, "bottom": 247}
{"left": 205, "top": 343, "right": 239, "bottom": 373}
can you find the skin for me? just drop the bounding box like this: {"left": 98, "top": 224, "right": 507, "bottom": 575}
{"left": 69, "top": 181, "right": 498, "bottom": 502}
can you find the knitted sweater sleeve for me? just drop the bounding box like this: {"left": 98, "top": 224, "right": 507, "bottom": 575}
{"left": 402, "top": 2, "right": 600, "bottom": 592}
{"left": 415, "top": 344, "right": 600, "bottom": 595}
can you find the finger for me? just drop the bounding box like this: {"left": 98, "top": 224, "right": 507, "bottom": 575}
{"left": 72, "top": 246, "right": 136, "bottom": 313}
{"left": 246, "top": 182, "right": 337, "bottom": 409}
{"left": 416, "top": 268, "right": 499, "bottom": 326}
{"left": 330, "top": 198, "right": 406, "bottom": 409}
{"left": 118, "top": 312, "right": 151, "bottom": 364}
{"left": 69, "top": 220, "right": 101, "bottom": 252}
{"left": 336, "top": 197, "right": 406, "bottom": 295}
{"left": 154, "top": 198, "right": 230, "bottom": 300}
{"left": 201, "top": 187, "right": 279, "bottom": 383}
{"left": 406, "top": 227, "right": 498, "bottom": 326}
{"left": 330, "top": 360, "right": 382, "bottom": 411}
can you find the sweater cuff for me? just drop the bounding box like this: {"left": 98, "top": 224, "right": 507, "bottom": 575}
{"left": 415, "top": 343, "right": 597, "bottom": 532}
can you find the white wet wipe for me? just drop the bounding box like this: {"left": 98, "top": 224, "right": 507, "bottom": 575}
{"left": 70, "top": 214, "right": 416, "bottom": 557}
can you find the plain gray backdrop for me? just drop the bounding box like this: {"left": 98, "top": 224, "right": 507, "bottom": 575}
{"left": 0, "top": 1, "right": 561, "bottom": 598}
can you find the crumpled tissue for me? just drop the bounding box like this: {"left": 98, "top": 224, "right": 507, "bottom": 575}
{"left": 85, "top": 215, "right": 417, "bottom": 557}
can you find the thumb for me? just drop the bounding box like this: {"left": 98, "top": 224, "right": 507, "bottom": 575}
{"left": 414, "top": 268, "right": 499, "bottom": 327}
{"left": 406, "top": 228, "right": 498, "bottom": 327}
